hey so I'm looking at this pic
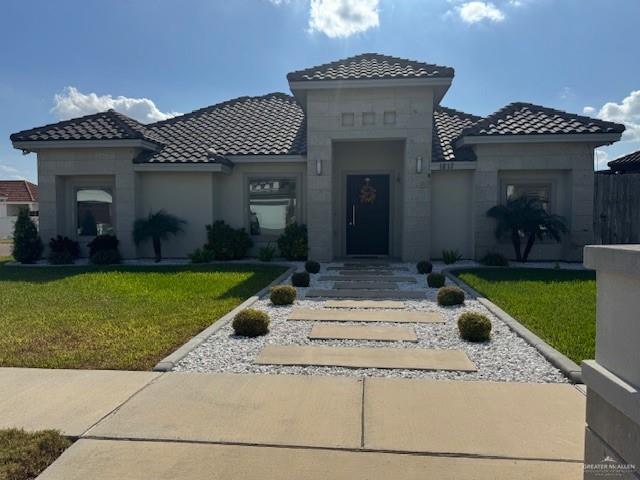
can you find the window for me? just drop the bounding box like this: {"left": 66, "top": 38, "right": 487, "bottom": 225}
{"left": 248, "top": 178, "right": 296, "bottom": 236}
{"left": 506, "top": 183, "right": 551, "bottom": 211}
{"left": 77, "top": 188, "right": 114, "bottom": 236}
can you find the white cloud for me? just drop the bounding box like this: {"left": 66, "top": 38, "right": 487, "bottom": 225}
{"left": 594, "top": 149, "right": 610, "bottom": 171}
{"left": 586, "top": 90, "right": 640, "bottom": 142}
{"left": 51, "top": 86, "right": 180, "bottom": 124}
{"left": 0, "top": 165, "right": 19, "bottom": 175}
{"left": 308, "top": 0, "right": 379, "bottom": 38}
{"left": 456, "top": 1, "right": 505, "bottom": 23}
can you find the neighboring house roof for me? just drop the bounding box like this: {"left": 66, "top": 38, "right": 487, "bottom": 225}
{"left": 432, "top": 106, "right": 483, "bottom": 162}
{"left": 608, "top": 149, "right": 640, "bottom": 172}
{"left": 287, "top": 53, "right": 454, "bottom": 82}
{"left": 460, "top": 102, "right": 625, "bottom": 139}
{"left": 137, "top": 93, "right": 306, "bottom": 163}
{"left": 10, "top": 109, "right": 165, "bottom": 146}
{"left": 0, "top": 180, "right": 38, "bottom": 202}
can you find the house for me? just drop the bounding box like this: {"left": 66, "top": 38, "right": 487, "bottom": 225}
{"left": 607, "top": 149, "right": 640, "bottom": 174}
{"left": 0, "top": 180, "right": 38, "bottom": 238}
{"left": 10, "top": 53, "right": 625, "bottom": 261}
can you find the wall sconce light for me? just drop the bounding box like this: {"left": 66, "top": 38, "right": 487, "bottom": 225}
{"left": 316, "top": 159, "right": 323, "bottom": 176}
{"left": 416, "top": 156, "right": 423, "bottom": 174}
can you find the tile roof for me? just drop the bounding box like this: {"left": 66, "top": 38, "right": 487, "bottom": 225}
{"left": 432, "top": 106, "right": 483, "bottom": 162}
{"left": 0, "top": 180, "right": 38, "bottom": 202}
{"left": 287, "top": 53, "right": 454, "bottom": 82}
{"left": 608, "top": 149, "right": 640, "bottom": 171}
{"left": 10, "top": 110, "right": 165, "bottom": 145}
{"left": 137, "top": 93, "right": 306, "bottom": 163}
{"left": 460, "top": 102, "right": 626, "bottom": 138}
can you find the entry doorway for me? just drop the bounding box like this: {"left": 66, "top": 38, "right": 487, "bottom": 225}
{"left": 346, "top": 174, "right": 390, "bottom": 256}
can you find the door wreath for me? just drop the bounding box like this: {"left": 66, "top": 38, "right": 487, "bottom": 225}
{"left": 359, "top": 178, "right": 377, "bottom": 205}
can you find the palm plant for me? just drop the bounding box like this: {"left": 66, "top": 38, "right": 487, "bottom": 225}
{"left": 486, "top": 197, "right": 567, "bottom": 262}
{"left": 133, "top": 210, "right": 186, "bottom": 262}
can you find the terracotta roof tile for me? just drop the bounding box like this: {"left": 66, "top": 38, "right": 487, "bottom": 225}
{"left": 0, "top": 180, "right": 38, "bottom": 202}
{"left": 287, "top": 53, "right": 454, "bottom": 82}
{"left": 432, "top": 106, "right": 482, "bottom": 162}
{"left": 608, "top": 149, "right": 640, "bottom": 171}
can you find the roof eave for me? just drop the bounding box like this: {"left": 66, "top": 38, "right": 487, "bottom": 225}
{"left": 12, "top": 139, "right": 163, "bottom": 153}
{"left": 455, "top": 132, "right": 623, "bottom": 148}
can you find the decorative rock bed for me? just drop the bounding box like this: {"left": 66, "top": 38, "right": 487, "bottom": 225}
{"left": 173, "top": 262, "right": 569, "bottom": 383}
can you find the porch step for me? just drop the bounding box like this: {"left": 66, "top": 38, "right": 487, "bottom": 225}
{"left": 333, "top": 281, "right": 399, "bottom": 290}
{"left": 319, "top": 275, "right": 417, "bottom": 283}
{"left": 308, "top": 324, "right": 418, "bottom": 342}
{"left": 289, "top": 308, "right": 444, "bottom": 323}
{"left": 306, "top": 289, "right": 426, "bottom": 300}
{"left": 255, "top": 345, "right": 477, "bottom": 372}
{"left": 324, "top": 300, "right": 405, "bottom": 309}
{"left": 334, "top": 270, "right": 396, "bottom": 276}
{"left": 328, "top": 265, "right": 409, "bottom": 271}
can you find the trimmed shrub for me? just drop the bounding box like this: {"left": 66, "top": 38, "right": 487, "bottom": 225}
{"left": 437, "top": 286, "right": 465, "bottom": 306}
{"left": 442, "top": 249, "right": 463, "bottom": 265}
{"left": 277, "top": 223, "right": 308, "bottom": 261}
{"left": 204, "top": 220, "right": 253, "bottom": 260}
{"left": 416, "top": 260, "right": 433, "bottom": 274}
{"left": 291, "top": 271, "right": 310, "bottom": 287}
{"left": 458, "top": 312, "right": 492, "bottom": 342}
{"left": 427, "top": 272, "right": 445, "bottom": 288}
{"left": 258, "top": 244, "right": 276, "bottom": 262}
{"left": 90, "top": 249, "right": 121, "bottom": 265}
{"left": 480, "top": 252, "right": 508, "bottom": 267}
{"left": 12, "top": 209, "right": 43, "bottom": 264}
{"left": 188, "top": 247, "right": 214, "bottom": 264}
{"left": 87, "top": 235, "right": 119, "bottom": 257}
{"left": 48, "top": 235, "right": 80, "bottom": 259}
{"left": 232, "top": 308, "right": 270, "bottom": 337}
{"left": 305, "top": 260, "right": 320, "bottom": 274}
{"left": 48, "top": 250, "right": 74, "bottom": 265}
{"left": 270, "top": 285, "right": 297, "bottom": 305}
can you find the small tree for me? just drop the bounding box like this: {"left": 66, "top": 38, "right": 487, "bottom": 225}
{"left": 12, "top": 208, "right": 43, "bottom": 264}
{"left": 486, "top": 197, "right": 567, "bottom": 262}
{"left": 133, "top": 210, "right": 185, "bottom": 262}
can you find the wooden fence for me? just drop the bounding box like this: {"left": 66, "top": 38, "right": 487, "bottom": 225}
{"left": 594, "top": 173, "right": 640, "bottom": 244}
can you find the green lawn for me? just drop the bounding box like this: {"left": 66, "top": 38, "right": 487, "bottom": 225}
{"left": 0, "top": 260, "right": 286, "bottom": 370}
{"left": 455, "top": 268, "right": 596, "bottom": 364}
{"left": 0, "top": 429, "right": 70, "bottom": 480}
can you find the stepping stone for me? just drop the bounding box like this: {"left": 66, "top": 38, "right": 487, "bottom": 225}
{"left": 334, "top": 281, "right": 399, "bottom": 290}
{"left": 319, "top": 275, "right": 417, "bottom": 283}
{"left": 256, "top": 345, "right": 477, "bottom": 372}
{"left": 325, "top": 300, "right": 405, "bottom": 309}
{"left": 306, "top": 289, "right": 425, "bottom": 300}
{"left": 309, "top": 324, "right": 418, "bottom": 342}
{"left": 289, "top": 308, "right": 444, "bottom": 324}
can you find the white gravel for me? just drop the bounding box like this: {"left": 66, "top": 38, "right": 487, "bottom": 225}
{"left": 173, "top": 261, "right": 570, "bottom": 383}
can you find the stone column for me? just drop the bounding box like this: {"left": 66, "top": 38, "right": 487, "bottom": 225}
{"left": 582, "top": 245, "right": 640, "bottom": 479}
{"left": 306, "top": 141, "right": 333, "bottom": 262}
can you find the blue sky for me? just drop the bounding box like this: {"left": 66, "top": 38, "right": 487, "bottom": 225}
{"left": 1, "top": 0, "right": 639, "bottom": 182}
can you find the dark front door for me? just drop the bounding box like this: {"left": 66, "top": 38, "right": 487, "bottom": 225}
{"left": 346, "top": 174, "right": 390, "bottom": 255}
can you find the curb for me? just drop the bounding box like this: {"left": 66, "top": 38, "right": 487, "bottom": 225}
{"left": 443, "top": 267, "right": 582, "bottom": 384}
{"left": 152, "top": 266, "right": 296, "bottom": 372}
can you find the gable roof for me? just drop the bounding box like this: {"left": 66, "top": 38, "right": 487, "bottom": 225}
{"left": 10, "top": 109, "right": 165, "bottom": 145}
{"left": 0, "top": 180, "right": 38, "bottom": 202}
{"left": 460, "top": 102, "right": 625, "bottom": 139}
{"left": 432, "top": 106, "right": 483, "bottom": 162}
{"left": 287, "top": 53, "right": 454, "bottom": 83}
{"left": 608, "top": 149, "right": 640, "bottom": 172}
{"left": 137, "top": 93, "right": 306, "bottom": 163}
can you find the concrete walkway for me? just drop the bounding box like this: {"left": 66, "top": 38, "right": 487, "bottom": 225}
{"left": 0, "top": 368, "right": 586, "bottom": 479}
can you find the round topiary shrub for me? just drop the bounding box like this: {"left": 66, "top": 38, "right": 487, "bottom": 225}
{"left": 48, "top": 250, "right": 74, "bottom": 265}
{"left": 427, "top": 272, "right": 445, "bottom": 288}
{"left": 305, "top": 260, "right": 321, "bottom": 274}
{"left": 416, "top": 260, "right": 433, "bottom": 274}
{"left": 479, "top": 252, "right": 508, "bottom": 267}
{"left": 458, "top": 312, "right": 492, "bottom": 342}
{"left": 232, "top": 308, "right": 270, "bottom": 337}
{"left": 437, "top": 286, "right": 465, "bottom": 306}
{"left": 270, "top": 285, "right": 297, "bottom": 305}
{"left": 90, "top": 249, "right": 121, "bottom": 265}
{"left": 291, "top": 271, "right": 310, "bottom": 287}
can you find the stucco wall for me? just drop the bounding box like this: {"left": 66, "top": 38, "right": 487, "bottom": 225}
{"left": 304, "top": 86, "right": 434, "bottom": 261}
{"left": 473, "top": 142, "right": 595, "bottom": 261}
{"left": 37, "top": 147, "right": 139, "bottom": 257}
{"left": 430, "top": 169, "right": 473, "bottom": 259}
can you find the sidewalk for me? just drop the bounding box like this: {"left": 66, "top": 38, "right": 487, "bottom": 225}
{"left": 0, "top": 368, "right": 586, "bottom": 479}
